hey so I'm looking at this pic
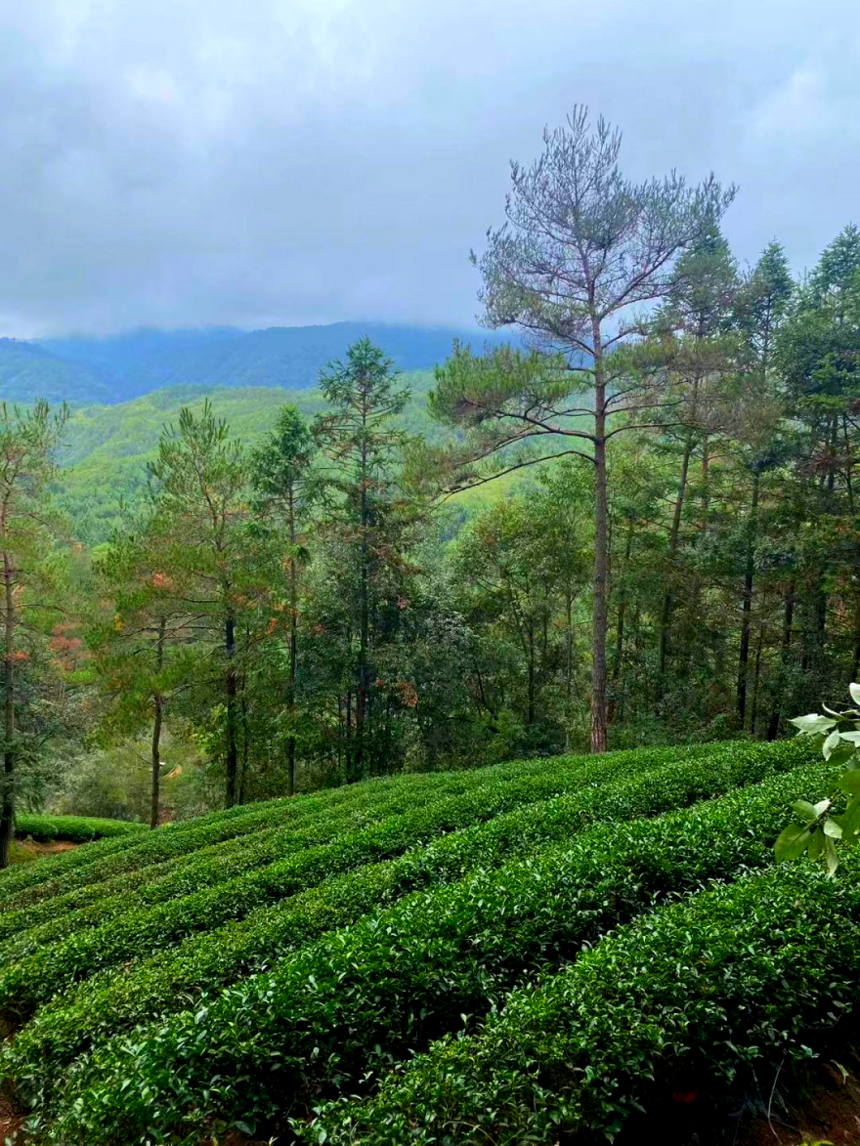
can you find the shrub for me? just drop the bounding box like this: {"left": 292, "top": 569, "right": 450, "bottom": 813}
{"left": 0, "top": 738, "right": 806, "bottom": 1016}
{"left": 0, "top": 776, "right": 502, "bottom": 956}
{"left": 309, "top": 858, "right": 860, "bottom": 1145}
{"left": 0, "top": 741, "right": 694, "bottom": 910}
{"left": 7, "top": 738, "right": 814, "bottom": 1105}
{"left": 14, "top": 815, "right": 146, "bottom": 845}
{"left": 32, "top": 742, "right": 821, "bottom": 1144}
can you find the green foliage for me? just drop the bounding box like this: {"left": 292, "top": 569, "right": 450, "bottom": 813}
{"left": 0, "top": 768, "right": 530, "bottom": 961}
{"left": 0, "top": 736, "right": 812, "bottom": 1140}
{"left": 249, "top": 404, "right": 316, "bottom": 509}
{"left": 31, "top": 324, "right": 512, "bottom": 406}
{"left": 55, "top": 372, "right": 446, "bottom": 545}
{"left": 9, "top": 134, "right": 860, "bottom": 1146}
{"left": 5, "top": 739, "right": 803, "bottom": 1113}
{"left": 0, "top": 340, "right": 110, "bottom": 406}
{"left": 0, "top": 399, "right": 72, "bottom": 869}
{"left": 308, "top": 857, "right": 860, "bottom": 1146}
{"left": 774, "top": 682, "right": 860, "bottom": 874}
{"left": 17, "top": 738, "right": 814, "bottom": 1144}
{"left": 13, "top": 815, "right": 145, "bottom": 844}
{"left": 0, "top": 737, "right": 761, "bottom": 1011}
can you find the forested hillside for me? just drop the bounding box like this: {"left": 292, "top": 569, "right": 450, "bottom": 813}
{"left": 3, "top": 110, "right": 860, "bottom": 847}
{"left": 2, "top": 73, "right": 860, "bottom": 1146}
{"left": 0, "top": 341, "right": 111, "bottom": 406}
{"left": 0, "top": 323, "right": 518, "bottom": 406}
{"left": 54, "top": 370, "right": 513, "bottom": 544}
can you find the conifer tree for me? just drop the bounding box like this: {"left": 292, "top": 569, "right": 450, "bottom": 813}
{"left": 431, "top": 109, "right": 733, "bottom": 750}
{"left": 0, "top": 401, "right": 67, "bottom": 867}
{"left": 250, "top": 406, "right": 316, "bottom": 795}
{"left": 148, "top": 403, "right": 249, "bottom": 807}
{"left": 313, "top": 340, "right": 410, "bottom": 780}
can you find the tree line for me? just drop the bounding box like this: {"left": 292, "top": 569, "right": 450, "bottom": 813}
{"left": 2, "top": 107, "right": 859, "bottom": 864}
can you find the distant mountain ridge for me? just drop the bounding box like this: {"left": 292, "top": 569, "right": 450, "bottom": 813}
{"left": 0, "top": 321, "right": 517, "bottom": 406}
{"left": 0, "top": 338, "right": 112, "bottom": 405}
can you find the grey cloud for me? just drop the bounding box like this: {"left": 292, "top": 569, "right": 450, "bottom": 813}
{"left": 0, "top": 0, "right": 857, "bottom": 336}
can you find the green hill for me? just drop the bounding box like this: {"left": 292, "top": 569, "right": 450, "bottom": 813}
{"left": 56, "top": 372, "right": 524, "bottom": 542}
{"left": 1, "top": 736, "right": 849, "bottom": 1145}
{"left": 0, "top": 339, "right": 111, "bottom": 406}
{"left": 55, "top": 375, "right": 425, "bottom": 541}
{"left": 11, "top": 322, "right": 519, "bottom": 406}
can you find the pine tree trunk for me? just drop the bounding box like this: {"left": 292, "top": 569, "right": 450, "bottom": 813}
{"left": 527, "top": 620, "right": 536, "bottom": 726}
{"left": 355, "top": 440, "right": 370, "bottom": 782}
{"left": 609, "top": 524, "right": 634, "bottom": 723}
{"left": 239, "top": 685, "right": 250, "bottom": 804}
{"left": 0, "top": 550, "right": 15, "bottom": 870}
{"left": 658, "top": 441, "right": 692, "bottom": 693}
{"left": 737, "top": 470, "right": 760, "bottom": 726}
{"left": 701, "top": 435, "right": 710, "bottom": 536}
{"left": 150, "top": 615, "right": 166, "bottom": 829}
{"left": 287, "top": 490, "right": 298, "bottom": 797}
{"left": 749, "top": 622, "right": 764, "bottom": 736}
{"left": 767, "top": 578, "right": 794, "bottom": 740}
{"left": 591, "top": 343, "right": 609, "bottom": 753}
{"left": 224, "top": 612, "right": 239, "bottom": 807}
{"left": 564, "top": 591, "right": 573, "bottom": 751}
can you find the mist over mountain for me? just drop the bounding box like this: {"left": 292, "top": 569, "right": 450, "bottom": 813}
{"left": 0, "top": 322, "right": 519, "bottom": 406}
{"left": 0, "top": 339, "right": 112, "bottom": 405}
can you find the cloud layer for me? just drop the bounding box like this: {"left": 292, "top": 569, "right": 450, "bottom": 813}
{"left": 0, "top": 0, "right": 857, "bottom": 336}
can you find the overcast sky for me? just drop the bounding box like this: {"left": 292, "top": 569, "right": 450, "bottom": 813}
{"left": 0, "top": 0, "right": 858, "bottom": 338}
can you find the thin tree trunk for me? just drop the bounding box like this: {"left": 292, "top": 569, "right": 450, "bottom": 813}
{"left": 345, "top": 687, "right": 353, "bottom": 781}
{"left": 844, "top": 415, "right": 855, "bottom": 515}
{"left": 224, "top": 611, "right": 239, "bottom": 807}
{"left": 609, "top": 524, "right": 634, "bottom": 724}
{"left": 541, "top": 586, "right": 550, "bottom": 664}
{"left": 564, "top": 590, "right": 573, "bottom": 751}
{"left": 737, "top": 470, "right": 760, "bottom": 726}
{"left": 767, "top": 578, "right": 795, "bottom": 740}
{"left": 287, "top": 489, "right": 298, "bottom": 797}
{"left": 612, "top": 525, "right": 634, "bottom": 683}
{"left": 749, "top": 622, "right": 765, "bottom": 736}
{"left": 238, "top": 680, "right": 250, "bottom": 804}
{"left": 0, "top": 550, "right": 15, "bottom": 869}
{"left": 150, "top": 615, "right": 166, "bottom": 829}
{"left": 355, "top": 436, "right": 370, "bottom": 782}
{"left": 591, "top": 335, "right": 609, "bottom": 753}
{"left": 658, "top": 441, "right": 692, "bottom": 692}
{"left": 527, "top": 620, "right": 536, "bottom": 726}
{"left": 814, "top": 589, "right": 828, "bottom": 673}
{"left": 701, "top": 435, "right": 710, "bottom": 537}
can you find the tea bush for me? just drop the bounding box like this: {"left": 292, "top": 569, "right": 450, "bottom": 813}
{"left": 32, "top": 742, "right": 820, "bottom": 1144}
{"left": 14, "top": 815, "right": 146, "bottom": 844}
{"left": 6, "top": 738, "right": 815, "bottom": 1111}
{"left": 309, "top": 857, "right": 860, "bottom": 1145}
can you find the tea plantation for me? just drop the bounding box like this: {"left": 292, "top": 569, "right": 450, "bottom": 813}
{"left": 2, "top": 736, "right": 850, "bottom": 1144}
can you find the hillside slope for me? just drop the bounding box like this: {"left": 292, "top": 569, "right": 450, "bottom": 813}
{"left": 1, "top": 737, "right": 845, "bottom": 1146}
{"left": 0, "top": 340, "right": 111, "bottom": 406}
{"left": 55, "top": 371, "right": 531, "bottom": 542}
{"left": 55, "top": 373, "right": 439, "bottom": 541}
{"left": 7, "top": 322, "right": 518, "bottom": 406}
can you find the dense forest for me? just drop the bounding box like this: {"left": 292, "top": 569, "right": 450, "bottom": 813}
{"left": 2, "top": 110, "right": 859, "bottom": 866}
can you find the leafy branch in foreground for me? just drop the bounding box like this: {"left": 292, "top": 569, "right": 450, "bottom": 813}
{"left": 776, "top": 682, "right": 860, "bottom": 874}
